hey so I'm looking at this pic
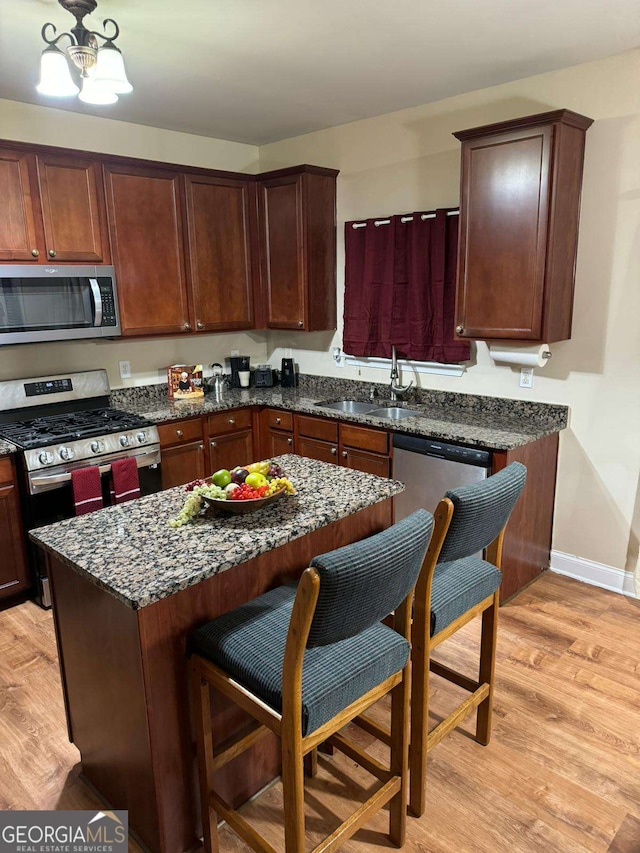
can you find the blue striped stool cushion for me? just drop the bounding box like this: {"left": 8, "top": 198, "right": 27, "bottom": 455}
{"left": 191, "top": 584, "right": 409, "bottom": 736}
{"left": 430, "top": 556, "right": 501, "bottom": 636}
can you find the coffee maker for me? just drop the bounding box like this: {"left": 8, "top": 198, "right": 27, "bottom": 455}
{"left": 228, "top": 355, "right": 250, "bottom": 388}
{"left": 280, "top": 357, "right": 296, "bottom": 388}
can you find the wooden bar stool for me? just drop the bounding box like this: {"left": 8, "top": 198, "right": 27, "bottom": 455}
{"left": 355, "top": 461, "right": 527, "bottom": 818}
{"left": 189, "top": 509, "right": 434, "bottom": 853}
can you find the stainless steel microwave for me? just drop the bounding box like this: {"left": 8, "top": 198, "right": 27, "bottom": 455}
{"left": 0, "top": 265, "right": 121, "bottom": 345}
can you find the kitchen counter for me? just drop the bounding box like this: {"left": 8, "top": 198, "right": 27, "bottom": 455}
{"left": 30, "top": 454, "right": 403, "bottom": 610}
{"left": 32, "top": 454, "right": 398, "bottom": 853}
{"left": 111, "top": 376, "right": 568, "bottom": 451}
{"left": 0, "top": 439, "right": 17, "bottom": 456}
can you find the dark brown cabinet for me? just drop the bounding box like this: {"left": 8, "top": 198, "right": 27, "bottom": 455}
{"left": 258, "top": 166, "right": 338, "bottom": 331}
{"left": 209, "top": 430, "right": 254, "bottom": 473}
{"left": 0, "top": 148, "right": 41, "bottom": 261}
{"left": 340, "top": 447, "right": 390, "bottom": 478}
{"left": 454, "top": 110, "right": 593, "bottom": 342}
{"left": 184, "top": 174, "right": 258, "bottom": 332}
{"left": 0, "top": 457, "right": 30, "bottom": 600}
{"left": 161, "top": 441, "right": 206, "bottom": 490}
{"left": 104, "top": 163, "right": 190, "bottom": 337}
{"left": 36, "top": 154, "right": 110, "bottom": 262}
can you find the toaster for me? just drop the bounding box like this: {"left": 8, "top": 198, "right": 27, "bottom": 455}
{"left": 254, "top": 364, "right": 275, "bottom": 387}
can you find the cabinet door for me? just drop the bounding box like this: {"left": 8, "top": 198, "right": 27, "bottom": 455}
{"left": 185, "top": 174, "right": 257, "bottom": 332}
{"left": 266, "top": 429, "right": 294, "bottom": 457}
{"left": 161, "top": 440, "right": 205, "bottom": 490}
{"left": 341, "top": 447, "right": 390, "bottom": 478}
{"left": 36, "top": 154, "right": 110, "bottom": 262}
{"left": 209, "top": 430, "right": 254, "bottom": 473}
{"left": 104, "top": 163, "right": 190, "bottom": 336}
{"left": 0, "top": 149, "right": 42, "bottom": 261}
{"left": 258, "top": 175, "right": 305, "bottom": 329}
{"left": 296, "top": 435, "right": 338, "bottom": 465}
{"left": 0, "top": 480, "right": 30, "bottom": 599}
{"left": 456, "top": 125, "right": 552, "bottom": 340}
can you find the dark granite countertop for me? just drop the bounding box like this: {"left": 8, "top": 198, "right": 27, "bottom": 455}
{"left": 29, "top": 454, "right": 404, "bottom": 610}
{"left": 0, "top": 440, "right": 17, "bottom": 456}
{"left": 111, "top": 375, "right": 568, "bottom": 451}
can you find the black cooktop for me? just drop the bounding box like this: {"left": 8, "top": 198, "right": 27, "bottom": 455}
{"left": 0, "top": 408, "right": 151, "bottom": 450}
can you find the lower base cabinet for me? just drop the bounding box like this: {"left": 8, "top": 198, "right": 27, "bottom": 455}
{"left": 209, "top": 429, "right": 254, "bottom": 472}
{"left": 161, "top": 440, "right": 206, "bottom": 489}
{"left": 265, "top": 428, "right": 295, "bottom": 456}
{"left": 341, "top": 447, "right": 390, "bottom": 477}
{"left": 0, "top": 457, "right": 29, "bottom": 600}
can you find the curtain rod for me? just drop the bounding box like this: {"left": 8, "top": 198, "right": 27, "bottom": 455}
{"left": 351, "top": 209, "right": 459, "bottom": 229}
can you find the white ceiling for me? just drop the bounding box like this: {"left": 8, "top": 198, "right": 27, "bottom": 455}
{"left": 1, "top": 0, "right": 639, "bottom": 145}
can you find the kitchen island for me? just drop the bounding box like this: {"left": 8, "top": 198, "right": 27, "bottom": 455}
{"left": 30, "top": 455, "right": 403, "bottom": 853}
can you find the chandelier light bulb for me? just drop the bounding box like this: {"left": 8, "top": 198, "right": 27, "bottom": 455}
{"left": 36, "top": 47, "right": 80, "bottom": 97}
{"left": 78, "top": 74, "right": 119, "bottom": 105}
{"left": 93, "top": 44, "right": 133, "bottom": 94}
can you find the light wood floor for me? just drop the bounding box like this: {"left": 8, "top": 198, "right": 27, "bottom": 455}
{"left": 1, "top": 573, "right": 639, "bottom": 852}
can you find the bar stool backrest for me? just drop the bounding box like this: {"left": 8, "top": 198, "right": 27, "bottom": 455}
{"left": 307, "top": 509, "right": 433, "bottom": 648}
{"left": 437, "top": 462, "right": 527, "bottom": 563}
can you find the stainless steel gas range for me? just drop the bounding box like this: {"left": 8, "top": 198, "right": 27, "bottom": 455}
{"left": 0, "top": 369, "right": 161, "bottom": 607}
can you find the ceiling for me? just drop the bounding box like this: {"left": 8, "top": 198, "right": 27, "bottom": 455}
{"left": 1, "top": 0, "right": 639, "bottom": 145}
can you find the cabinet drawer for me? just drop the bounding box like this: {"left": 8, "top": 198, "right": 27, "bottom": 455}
{"left": 0, "top": 457, "right": 13, "bottom": 485}
{"left": 296, "top": 415, "right": 338, "bottom": 443}
{"left": 208, "top": 408, "right": 252, "bottom": 436}
{"left": 340, "top": 424, "right": 388, "bottom": 455}
{"left": 266, "top": 409, "right": 293, "bottom": 431}
{"left": 157, "top": 418, "right": 203, "bottom": 447}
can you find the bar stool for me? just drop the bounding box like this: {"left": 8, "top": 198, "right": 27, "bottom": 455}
{"left": 355, "top": 461, "right": 527, "bottom": 818}
{"left": 189, "top": 509, "right": 434, "bottom": 853}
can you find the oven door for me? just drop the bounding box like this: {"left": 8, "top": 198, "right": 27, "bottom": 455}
{"left": 0, "top": 264, "right": 120, "bottom": 345}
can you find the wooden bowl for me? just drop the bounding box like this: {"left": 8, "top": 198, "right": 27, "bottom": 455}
{"left": 201, "top": 487, "right": 287, "bottom": 515}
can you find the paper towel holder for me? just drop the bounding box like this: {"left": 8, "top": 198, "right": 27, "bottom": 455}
{"left": 488, "top": 343, "right": 553, "bottom": 368}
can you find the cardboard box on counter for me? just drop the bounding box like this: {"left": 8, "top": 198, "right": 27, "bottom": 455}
{"left": 167, "top": 364, "right": 204, "bottom": 400}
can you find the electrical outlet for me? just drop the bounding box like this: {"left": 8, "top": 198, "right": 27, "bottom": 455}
{"left": 119, "top": 360, "right": 131, "bottom": 380}
{"left": 519, "top": 367, "right": 533, "bottom": 388}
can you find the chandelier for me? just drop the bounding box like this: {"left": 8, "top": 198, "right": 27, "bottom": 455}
{"left": 36, "top": 0, "right": 132, "bottom": 106}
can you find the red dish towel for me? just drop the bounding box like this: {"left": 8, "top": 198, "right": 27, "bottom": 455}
{"left": 110, "top": 457, "right": 141, "bottom": 505}
{"left": 71, "top": 466, "right": 104, "bottom": 516}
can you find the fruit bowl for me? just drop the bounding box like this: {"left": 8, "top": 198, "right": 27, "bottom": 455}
{"left": 201, "top": 486, "right": 287, "bottom": 515}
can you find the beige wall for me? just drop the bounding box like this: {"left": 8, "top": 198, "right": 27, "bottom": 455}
{"left": 0, "top": 98, "right": 268, "bottom": 386}
{"left": 259, "top": 50, "right": 640, "bottom": 577}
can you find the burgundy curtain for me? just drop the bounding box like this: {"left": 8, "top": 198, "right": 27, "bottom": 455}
{"left": 343, "top": 209, "right": 470, "bottom": 363}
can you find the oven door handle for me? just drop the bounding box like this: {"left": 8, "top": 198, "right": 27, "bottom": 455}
{"left": 28, "top": 447, "right": 160, "bottom": 493}
{"left": 89, "top": 277, "right": 103, "bottom": 327}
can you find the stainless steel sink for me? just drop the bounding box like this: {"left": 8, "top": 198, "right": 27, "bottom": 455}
{"left": 367, "top": 407, "right": 422, "bottom": 420}
{"left": 315, "top": 400, "right": 377, "bottom": 414}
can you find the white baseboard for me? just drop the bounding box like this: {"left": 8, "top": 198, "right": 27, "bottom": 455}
{"left": 549, "top": 550, "right": 637, "bottom": 598}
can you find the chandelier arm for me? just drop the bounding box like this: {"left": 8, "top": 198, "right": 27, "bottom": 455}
{"left": 87, "top": 18, "right": 120, "bottom": 46}
{"left": 41, "top": 22, "right": 76, "bottom": 48}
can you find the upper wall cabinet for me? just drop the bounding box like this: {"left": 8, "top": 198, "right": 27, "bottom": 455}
{"left": 258, "top": 166, "right": 338, "bottom": 331}
{"left": 184, "top": 174, "right": 258, "bottom": 332}
{"left": 0, "top": 146, "right": 110, "bottom": 263}
{"left": 36, "top": 154, "right": 110, "bottom": 263}
{"left": 453, "top": 110, "right": 593, "bottom": 343}
{"left": 104, "top": 163, "right": 190, "bottom": 337}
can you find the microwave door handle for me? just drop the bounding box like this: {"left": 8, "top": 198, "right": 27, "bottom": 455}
{"left": 89, "top": 278, "right": 103, "bottom": 327}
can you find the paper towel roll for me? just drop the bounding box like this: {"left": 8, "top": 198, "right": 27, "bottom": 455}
{"left": 489, "top": 343, "right": 552, "bottom": 368}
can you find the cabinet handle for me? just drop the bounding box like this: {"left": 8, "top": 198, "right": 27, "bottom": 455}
{"left": 342, "top": 451, "right": 348, "bottom": 458}
{"left": 331, "top": 447, "right": 337, "bottom": 455}
{"left": 275, "top": 417, "right": 281, "bottom": 424}
{"left": 210, "top": 440, "right": 217, "bottom": 447}
{"left": 176, "top": 429, "right": 183, "bottom": 437}
{"left": 183, "top": 322, "right": 191, "bottom": 331}
{"left": 456, "top": 325, "right": 464, "bottom": 335}
{"left": 197, "top": 320, "right": 204, "bottom": 330}
{"left": 297, "top": 321, "right": 304, "bottom": 328}
{"left": 199, "top": 445, "right": 204, "bottom": 450}
{"left": 228, "top": 418, "right": 235, "bottom": 425}
{"left": 287, "top": 438, "right": 293, "bottom": 445}
{"left": 48, "top": 249, "right": 56, "bottom": 258}
{"left": 31, "top": 249, "right": 39, "bottom": 258}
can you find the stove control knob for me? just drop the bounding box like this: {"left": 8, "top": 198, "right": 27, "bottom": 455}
{"left": 136, "top": 431, "right": 148, "bottom": 444}
{"left": 59, "top": 446, "right": 74, "bottom": 461}
{"left": 119, "top": 435, "right": 131, "bottom": 448}
{"left": 39, "top": 451, "right": 54, "bottom": 465}
{"left": 90, "top": 440, "right": 105, "bottom": 454}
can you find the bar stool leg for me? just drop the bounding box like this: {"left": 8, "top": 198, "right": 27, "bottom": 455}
{"left": 281, "top": 725, "right": 306, "bottom": 853}
{"left": 409, "top": 621, "right": 430, "bottom": 818}
{"left": 304, "top": 748, "right": 318, "bottom": 777}
{"left": 476, "top": 589, "right": 499, "bottom": 745}
{"left": 190, "top": 662, "right": 220, "bottom": 853}
{"left": 389, "top": 663, "right": 410, "bottom": 847}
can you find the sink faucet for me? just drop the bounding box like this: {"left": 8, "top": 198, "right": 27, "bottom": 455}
{"left": 389, "top": 346, "right": 413, "bottom": 402}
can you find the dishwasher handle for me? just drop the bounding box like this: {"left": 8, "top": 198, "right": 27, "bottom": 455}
{"left": 392, "top": 433, "right": 492, "bottom": 468}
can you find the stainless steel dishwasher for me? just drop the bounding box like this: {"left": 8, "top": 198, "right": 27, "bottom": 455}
{"left": 393, "top": 434, "right": 492, "bottom": 521}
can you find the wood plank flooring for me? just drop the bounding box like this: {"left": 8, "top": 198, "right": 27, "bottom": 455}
{"left": 0, "top": 573, "right": 638, "bottom": 852}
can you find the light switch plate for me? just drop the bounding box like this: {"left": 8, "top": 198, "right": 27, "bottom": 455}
{"left": 519, "top": 367, "right": 533, "bottom": 388}
{"left": 119, "top": 360, "right": 131, "bottom": 380}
